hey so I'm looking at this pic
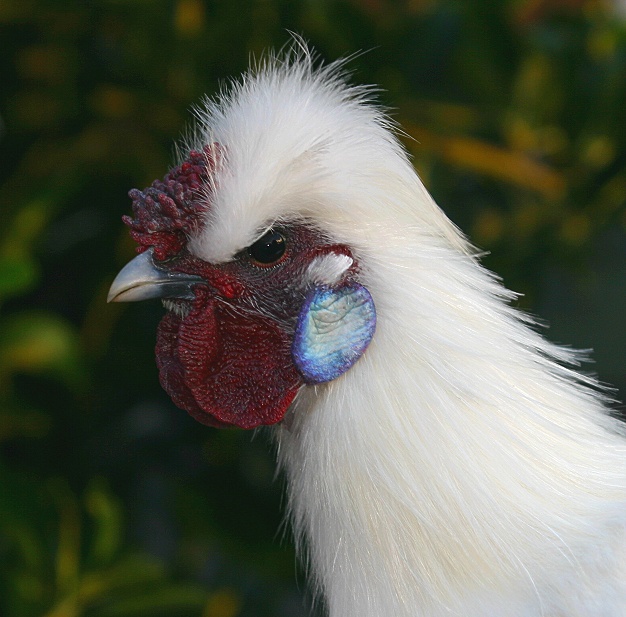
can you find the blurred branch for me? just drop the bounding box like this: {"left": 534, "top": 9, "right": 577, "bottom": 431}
{"left": 403, "top": 122, "right": 567, "bottom": 199}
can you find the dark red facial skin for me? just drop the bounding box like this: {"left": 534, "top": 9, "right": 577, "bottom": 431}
{"left": 154, "top": 227, "right": 346, "bottom": 429}
{"left": 124, "top": 147, "right": 353, "bottom": 429}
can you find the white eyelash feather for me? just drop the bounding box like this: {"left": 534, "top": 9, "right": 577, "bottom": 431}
{"left": 304, "top": 253, "right": 353, "bottom": 287}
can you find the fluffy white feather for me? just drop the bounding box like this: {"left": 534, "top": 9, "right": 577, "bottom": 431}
{"left": 304, "top": 253, "right": 354, "bottom": 286}
{"left": 183, "top": 47, "right": 626, "bottom": 616}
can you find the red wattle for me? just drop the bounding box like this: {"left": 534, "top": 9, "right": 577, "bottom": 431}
{"left": 155, "top": 290, "right": 302, "bottom": 429}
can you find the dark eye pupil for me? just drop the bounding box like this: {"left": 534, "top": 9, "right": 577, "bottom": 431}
{"left": 247, "top": 229, "right": 286, "bottom": 265}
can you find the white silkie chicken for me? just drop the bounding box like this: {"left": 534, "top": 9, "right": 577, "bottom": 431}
{"left": 108, "top": 47, "right": 626, "bottom": 616}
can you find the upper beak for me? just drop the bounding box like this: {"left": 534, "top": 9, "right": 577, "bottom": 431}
{"left": 107, "top": 248, "right": 204, "bottom": 303}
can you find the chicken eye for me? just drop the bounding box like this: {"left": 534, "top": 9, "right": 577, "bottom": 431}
{"left": 247, "top": 229, "right": 287, "bottom": 266}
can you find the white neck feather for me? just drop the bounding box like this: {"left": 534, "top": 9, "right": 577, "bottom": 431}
{"left": 275, "top": 238, "right": 626, "bottom": 617}
{"left": 187, "top": 49, "right": 626, "bottom": 615}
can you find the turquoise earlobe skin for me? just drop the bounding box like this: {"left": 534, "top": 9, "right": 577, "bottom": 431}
{"left": 292, "top": 284, "right": 376, "bottom": 384}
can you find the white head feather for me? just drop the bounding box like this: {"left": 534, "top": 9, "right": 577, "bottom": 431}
{"left": 183, "top": 46, "right": 626, "bottom": 617}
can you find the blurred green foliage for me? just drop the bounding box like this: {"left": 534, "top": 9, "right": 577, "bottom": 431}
{"left": 1, "top": 1, "right": 625, "bottom": 616}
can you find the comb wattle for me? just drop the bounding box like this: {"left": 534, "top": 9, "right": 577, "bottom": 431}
{"left": 123, "top": 144, "right": 220, "bottom": 260}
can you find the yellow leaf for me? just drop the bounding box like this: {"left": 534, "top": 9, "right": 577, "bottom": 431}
{"left": 403, "top": 123, "right": 566, "bottom": 200}
{"left": 204, "top": 588, "right": 241, "bottom": 617}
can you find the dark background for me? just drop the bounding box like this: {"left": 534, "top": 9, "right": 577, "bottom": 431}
{"left": 1, "top": 1, "right": 625, "bottom": 616}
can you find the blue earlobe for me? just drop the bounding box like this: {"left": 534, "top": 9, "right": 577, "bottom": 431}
{"left": 292, "top": 284, "right": 376, "bottom": 384}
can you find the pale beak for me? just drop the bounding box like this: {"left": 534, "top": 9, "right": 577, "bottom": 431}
{"left": 107, "top": 248, "right": 204, "bottom": 303}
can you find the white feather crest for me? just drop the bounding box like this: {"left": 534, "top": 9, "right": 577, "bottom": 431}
{"left": 186, "top": 43, "right": 626, "bottom": 616}
{"left": 184, "top": 44, "right": 469, "bottom": 264}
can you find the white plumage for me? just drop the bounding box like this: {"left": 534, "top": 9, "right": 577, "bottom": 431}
{"left": 114, "top": 45, "right": 626, "bottom": 616}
